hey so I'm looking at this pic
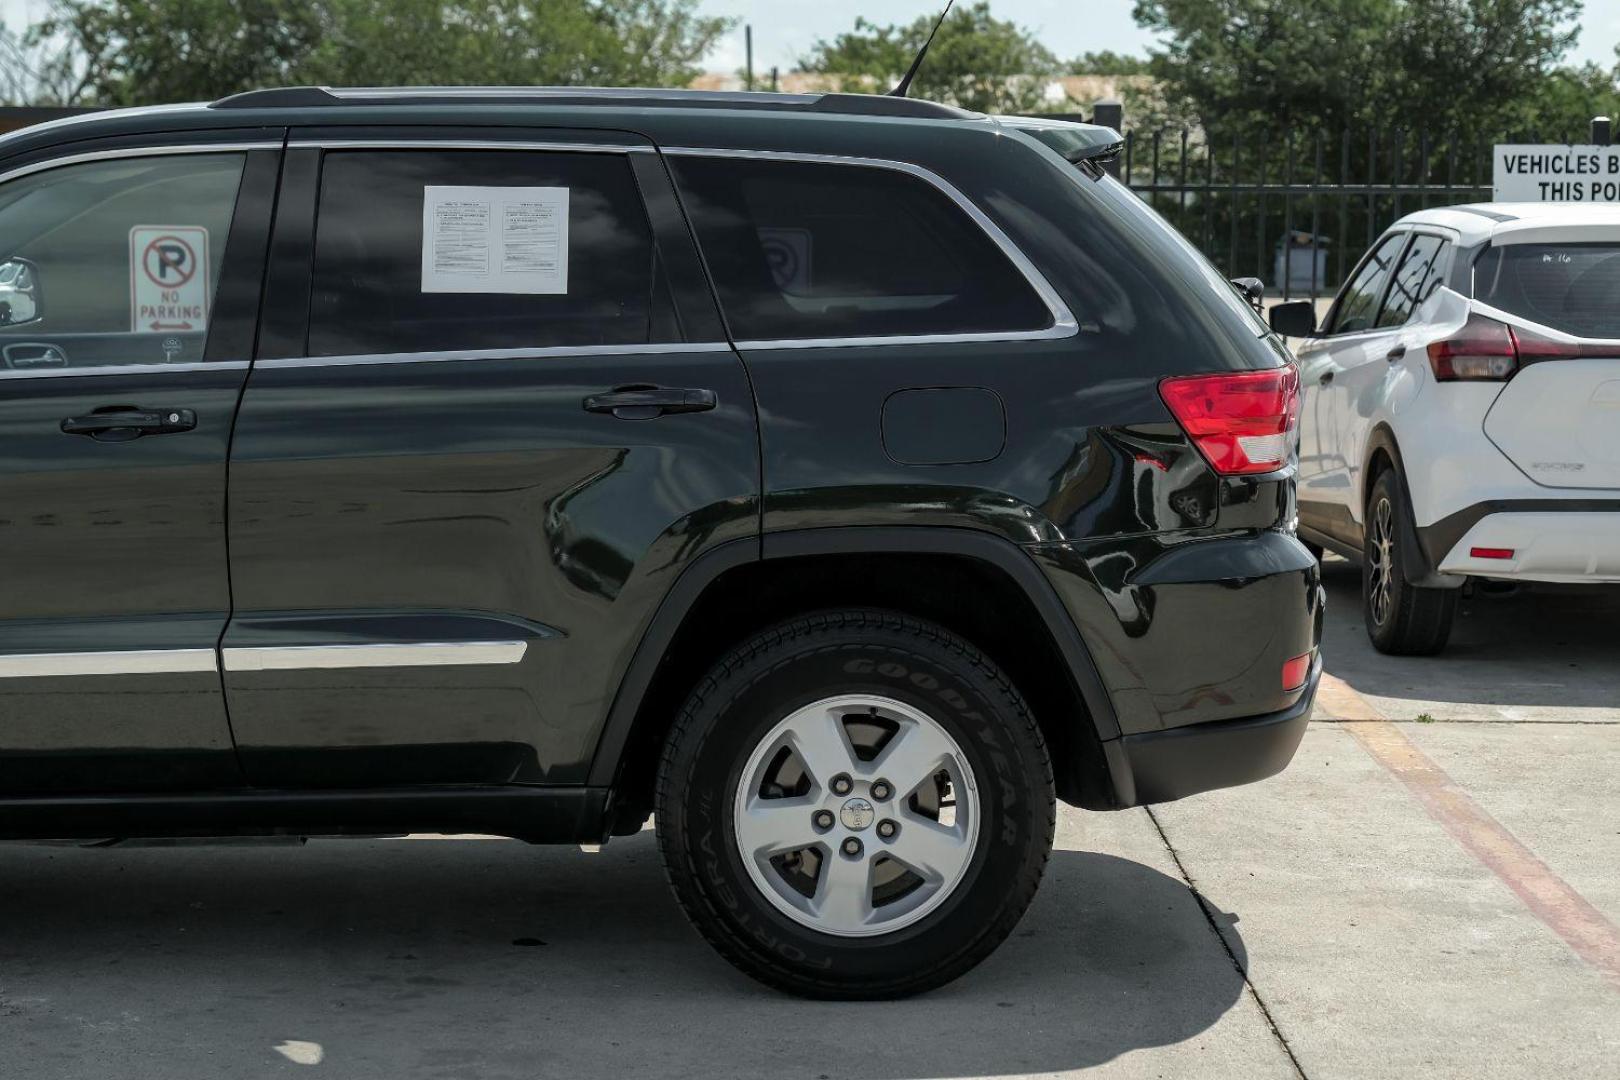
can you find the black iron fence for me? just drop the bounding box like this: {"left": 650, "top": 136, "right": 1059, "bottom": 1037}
{"left": 1108, "top": 121, "right": 1601, "bottom": 301}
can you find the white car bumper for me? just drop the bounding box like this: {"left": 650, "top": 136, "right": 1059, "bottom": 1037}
{"left": 1437, "top": 512, "right": 1620, "bottom": 583}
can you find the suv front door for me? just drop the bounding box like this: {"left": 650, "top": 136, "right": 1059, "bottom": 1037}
{"left": 0, "top": 138, "right": 279, "bottom": 792}
{"left": 221, "top": 133, "right": 758, "bottom": 788}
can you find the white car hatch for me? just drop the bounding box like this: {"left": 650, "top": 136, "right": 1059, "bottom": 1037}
{"left": 1473, "top": 237, "right": 1620, "bottom": 490}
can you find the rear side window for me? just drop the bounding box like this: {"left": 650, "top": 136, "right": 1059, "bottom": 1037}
{"left": 1326, "top": 233, "right": 1405, "bottom": 334}
{"left": 1376, "top": 234, "right": 1448, "bottom": 327}
{"left": 1474, "top": 243, "right": 1620, "bottom": 338}
{"left": 670, "top": 155, "right": 1053, "bottom": 342}
{"left": 308, "top": 150, "right": 671, "bottom": 357}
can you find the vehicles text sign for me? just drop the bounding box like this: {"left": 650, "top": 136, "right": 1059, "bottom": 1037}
{"left": 1493, "top": 145, "right": 1620, "bottom": 202}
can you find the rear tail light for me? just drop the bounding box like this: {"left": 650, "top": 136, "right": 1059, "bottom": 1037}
{"left": 1428, "top": 313, "right": 1609, "bottom": 382}
{"left": 1282, "top": 650, "right": 1314, "bottom": 692}
{"left": 1158, "top": 366, "right": 1300, "bottom": 476}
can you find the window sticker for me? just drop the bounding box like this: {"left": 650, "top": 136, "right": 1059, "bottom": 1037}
{"left": 129, "top": 225, "right": 210, "bottom": 333}
{"left": 421, "top": 186, "right": 569, "bottom": 294}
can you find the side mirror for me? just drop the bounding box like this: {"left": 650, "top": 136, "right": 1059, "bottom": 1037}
{"left": 0, "top": 257, "right": 42, "bottom": 328}
{"left": 1268, "top": 299, "right": 1317, "bottom": 338}
{"left": 1229, "top": 276, "right": 1265, "bottom": 314}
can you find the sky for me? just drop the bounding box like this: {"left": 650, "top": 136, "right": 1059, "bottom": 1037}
{"left": 1, "top": 0, "right": 1618, "bottom": 73}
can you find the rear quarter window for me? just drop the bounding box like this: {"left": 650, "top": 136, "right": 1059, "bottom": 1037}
{"left": 1474, "top": 243, "right": 1620, "bottom": 338}
{"left": 670, "top": 155, "right": 1055, "bottom": 342}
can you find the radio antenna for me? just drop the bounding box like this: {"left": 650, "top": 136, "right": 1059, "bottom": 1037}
{"left": 889, "top": 0, "right": 956, "bottom": 98}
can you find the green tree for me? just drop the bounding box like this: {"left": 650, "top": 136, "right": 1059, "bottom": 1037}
{"left": 800, "top": 2, "right": 1062, "bottom": 113}
{"left": 1132, "top": 0, "right": 1583, "bottom": 144}
{"left": 1068, "top": 49, "right": 1151, "bottom": 75}
{"left": 31, "top": 0, "right": 324, "bottom": 105}
{"left": 30, "top": 0, "right": 734, "bottom": 106}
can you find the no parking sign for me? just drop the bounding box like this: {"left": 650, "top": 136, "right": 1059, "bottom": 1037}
{"left": 129, "top": 225, "right": 209, "bottom": 333}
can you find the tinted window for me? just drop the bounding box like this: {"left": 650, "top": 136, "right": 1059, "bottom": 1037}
{"left": 1474, "top": 243, "right": 1620, "bottom": 338}
{"left": 671, "top": 156, "right": 1052, "bottom": 341}
{"left": 1376, "top": 234, "right": 1447, "bottom": 327}
{"left": 1327, "top": 233, "right": 1406, "bottom": 334}
{"left": 309, "top": 150, "right": 668, "bottom": 356}
{"left": 0, "top": 153, "right": 243, "bottom": 367}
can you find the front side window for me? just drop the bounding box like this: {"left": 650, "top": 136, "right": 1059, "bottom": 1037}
{"left": 0, "top": 153, "right": 244, "bottom": 368}
{"left": 1326, "top": 233, "right": 1406, "bottom": 335}
{"left": 1377, "top": 235, "right": 1448, "bottom": 327}
{"left": 670, "top": 155, "right": 1054, "bottom": 342}
{"left": 308, "top": 150, "right": 669, "bottom": 357}
{"left": 1474, "top": 242, "right": 1620, "bottom": 338}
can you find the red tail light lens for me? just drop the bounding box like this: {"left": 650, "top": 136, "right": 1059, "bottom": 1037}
{"left": 1427, "top": 314, "right": 1608, "bottom": 382}
{"left": 1427, "top": 314, "right": 1518, "bottom": 381}
{"left": 1158, "top": 366, "right": 1300, "bottom": 475}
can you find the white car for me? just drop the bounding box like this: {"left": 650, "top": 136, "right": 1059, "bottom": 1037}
{"left": 1269, "top": 203, "right": 1620, "bottom": 655}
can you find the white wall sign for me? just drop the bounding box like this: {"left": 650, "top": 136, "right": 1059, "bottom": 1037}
{"left": 129, "top": 225, "right": 210, "bottom": 333}
{"left": 1493, "top": 145, "right": 1620, "bottom": 202}
{"left": 421, "top": 186, "right": 569, "bottom": 294}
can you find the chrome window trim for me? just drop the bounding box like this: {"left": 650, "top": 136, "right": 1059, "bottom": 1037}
{"left": 289, "top": 138, "right": 651, "bottom": 154}
{"left": 660, "top": 145, "right": 1081, "bottom": 349}
{"left": 0, "top": 360, "right": 249, "bottom": 381}
{"left": 0, "top": 649, "right": 217, "bottom": 678}
{"left": 0, "top": 142, "right": 279, "bottom": 187}
{"left": 223, "top": 641, "right": 528, "bottom": 671}
{"left": 256, "top": 341, "right": 731, "bottom": 371}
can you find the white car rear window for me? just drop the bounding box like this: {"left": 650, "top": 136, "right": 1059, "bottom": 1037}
{"left": 1474, "top": 243, "right": 1620, "bottom": 338}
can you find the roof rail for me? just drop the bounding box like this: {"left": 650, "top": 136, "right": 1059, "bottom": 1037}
{"left": 209, "top": 85, "right": 975, "bottom": 120}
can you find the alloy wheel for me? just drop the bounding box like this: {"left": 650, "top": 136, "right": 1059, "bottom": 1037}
{"left": 732, "top": 694, "right": 980, "bottom": 938}
{"left": 1368, "top": 495, "right": 1395, "bottom": 626}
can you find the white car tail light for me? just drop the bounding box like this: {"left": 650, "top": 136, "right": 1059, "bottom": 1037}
{"left": 1428, "top": 313, "right": 1614, "bottom": 382}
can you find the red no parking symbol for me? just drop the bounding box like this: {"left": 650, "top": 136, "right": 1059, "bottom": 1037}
{"left": 141, "top": 235, "right": 199, "bottom": 288}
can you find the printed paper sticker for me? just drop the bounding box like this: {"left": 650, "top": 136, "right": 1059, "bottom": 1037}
{"left": 421, "top": 186, "right": 569, "bottom": 294}
{"left": 129, "top": 225, "right": 209, "bottom": 334}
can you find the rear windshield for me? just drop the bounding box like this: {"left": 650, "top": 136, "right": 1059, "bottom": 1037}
{"left": 1473, "top": 243, "right": 1620, "bottom": 338}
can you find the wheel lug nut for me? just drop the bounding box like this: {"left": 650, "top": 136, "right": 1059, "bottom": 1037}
{"left": 841, "top": 837, "right": 863, "bottom": 857}
{"left": 813, "top": 810, "right": 835, "bottom": 831}
{"left": 871, "top": 779, "right": 892, "bottom": 801}
{"left": 830, "top": 774, "right": 853, "bottom": 796}
{"left": 877, "top": 819, "right": 898, "bottom": 840}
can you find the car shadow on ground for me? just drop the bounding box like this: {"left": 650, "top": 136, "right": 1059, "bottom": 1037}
{"left": 0, "top": 830, "right": 1249, "bottom": 1078}
{"left": 1318, "top": 557, "right": 1620, "bottom": 711}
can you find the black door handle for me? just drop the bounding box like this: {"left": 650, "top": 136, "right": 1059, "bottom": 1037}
{"left": 62, "top": 407, "right": 196, "bottom": 441}
{"left": 1318, "top": 370, "right": 1334, "bottom": 385}
{"left": 583, "top": 387, "right": 717, "bottom": 420}
{"left": 1386, "top": 344, "right": 1407, "bottom": 361}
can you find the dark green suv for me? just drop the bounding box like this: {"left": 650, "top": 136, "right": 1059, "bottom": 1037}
{"left": 0, "top": 87, "right": 1321, "bottom": 997}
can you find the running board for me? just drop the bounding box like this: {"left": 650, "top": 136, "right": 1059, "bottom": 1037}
{"left": 0, "top": 786, "right": 609, "bottom": 844}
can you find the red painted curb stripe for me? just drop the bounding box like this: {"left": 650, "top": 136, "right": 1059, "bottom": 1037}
{"left": 1321, "top": 674, "right": 1620, "bottom": 993}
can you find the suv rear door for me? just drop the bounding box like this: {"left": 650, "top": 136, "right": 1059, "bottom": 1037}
{"left": 0, "top": 136, "right": 279, "bottom": 792}
{"left": 222, "top": 130, "right": 757, "bottom": 787}
{"left": 1473, "top": 239, "right": 1620, "bottom": 489}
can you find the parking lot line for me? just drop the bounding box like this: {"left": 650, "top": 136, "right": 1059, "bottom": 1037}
{"left": 1321, "top": 673, "right": 1620, "bottom": 993}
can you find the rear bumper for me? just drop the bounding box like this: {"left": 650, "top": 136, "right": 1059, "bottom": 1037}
{"left": 1435, "top": 510, "right": 1620, "bottom": 583}
{"left": 1420, "top": 499, "right": 1620, "bottom": 583}
{"left": 1105, "top": 658, "right": 1319, "bottom": 807}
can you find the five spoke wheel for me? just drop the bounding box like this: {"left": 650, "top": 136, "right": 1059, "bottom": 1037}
{"left": 733, "top": 694, "right": 979, "bottom": 938}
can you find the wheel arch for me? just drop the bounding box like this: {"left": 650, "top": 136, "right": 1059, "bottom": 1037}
{"left": 587, "top": 527, "right": 1127, "bottom": 830}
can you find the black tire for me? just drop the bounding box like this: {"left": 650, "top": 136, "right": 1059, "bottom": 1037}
{"left": 1363, "top": 469, "right": 1457, "bottom": 655}
{"left": 655, "top": 609, "right": 1055, "bottom": 999}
